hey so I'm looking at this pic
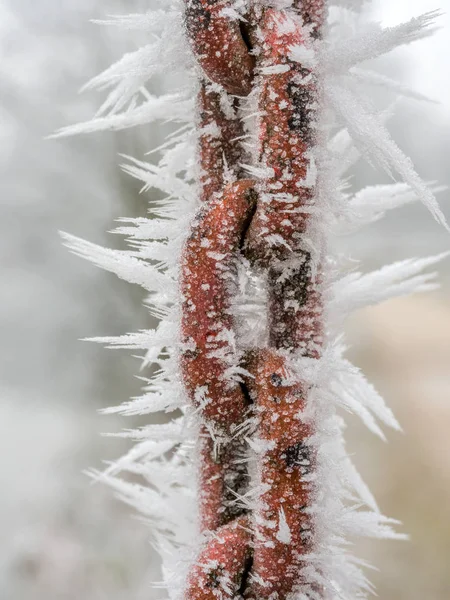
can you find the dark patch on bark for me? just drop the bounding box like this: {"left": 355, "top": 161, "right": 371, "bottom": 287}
{"left": 239, "top": 187, "right": 258, "bottom": 248}
{"left": 287, "top": 80, "right": 316, "bottom": 144}
{"left": 239, "top": 382, "right": 254, "bottom": 406}
{"left": 206, "top": 565, "right": 224, "bottom": 589}
{"left": 238, "top": 555, "right": 254, "bottom": 596}
{"left": 270, "top": 373, "right": 283, "bottom": 387}
{"left": 284, "top": 441, "right": 312, "bottom": 471}
{"left": 185, "top": 0, "right": 212, "bottom": 38}
{"left": 271, "top": 253, "right": 312, "bottom": 311}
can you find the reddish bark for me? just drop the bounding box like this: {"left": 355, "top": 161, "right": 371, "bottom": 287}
{"left": 244, "top": 7, "right": 319, "bottom": 267}
{"left": 198, "top": 429, "right": 249, "bottom": 533}
{"left": 296, "top": 0, "right": 328, "bottom": 34}
{"left": 184, "top": 0, "right": 254, "bottom": 96}
{"left": 243, "top": 5, "right": 325, "bottom": 593}
{"left": 182, "top": 2, "right": 326, "bottom": 598}
{"left": 268, "top": 262, "right": 323, "bottom": 355}
{"left": 185, "top": 516, "right": 253, "bottom": 600}
{"left": 198, "top": 84, "right": 246, "bottom": 203}
{"left": 183, "top": 2, "right": 256, "bottom": 546}
{"left": 180, "top": 179, "right": 256, "bottom": 435}
{"left": 244, "top": 350, "right": 315, "bottom": 599}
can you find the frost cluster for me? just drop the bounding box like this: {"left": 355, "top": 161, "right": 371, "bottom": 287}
{"left": 57, "top": 1, "right": 445, "bottom": 598}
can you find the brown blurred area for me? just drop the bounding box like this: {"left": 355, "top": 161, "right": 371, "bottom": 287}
{"left": 346, "top": 290, "right": 450, "bottom": 599}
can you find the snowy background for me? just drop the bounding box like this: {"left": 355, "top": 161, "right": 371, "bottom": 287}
{"left": 0, "top": 0, "right": 449, "bottom": 599}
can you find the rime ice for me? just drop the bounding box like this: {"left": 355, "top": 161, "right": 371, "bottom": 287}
{"left": 57, "top": 1, "right": 446, "bottom": 599}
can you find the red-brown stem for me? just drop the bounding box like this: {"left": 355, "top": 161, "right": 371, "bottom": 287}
{"left": 184, "top": 0, "right": 254, "bottom": 96}
{"left": 185, "top": 516, "right": 253, "bottom": 600}
{"left": 198, "top": 430, "right": 249, "bottom": 532}
{"left": 180, "top": 179, "right": 256, "bottom": 434}
{"left": 183, "top": 0, "right": 255, "bottom": 538}
{"left": 244, "top": 350, "right": 315, "bottom": 599}
{"left": 244, "top": 7, "right": 319, "bottom": 266}
{"left": 198, "top": 84, "right": 246, "bottom": 203}
{"left": 183, "top": 2, "right": 326, "bottom": 597}
{"left": 243, "top": 4, "right": 326, "bottom": 596}
{"left": 268, "top": 261, "right": 323, "bottom": 354}
{"left": 295, "top": 0, "right": 327, "bottom": 34}
{"left": 181, "top": 178, "right": 256, "bottom": 542}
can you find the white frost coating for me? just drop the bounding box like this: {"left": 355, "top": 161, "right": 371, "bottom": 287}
{"left": 331, "top": 254, "right": 448, "bottom": 319}
{"left": 289, "top": 44, "right": 317, "bottom": 70}
{"left": 337, "top": 182, "right": 441, "bottom": 232}
{"left": 276, "top": 508, "right": 292, "bottom": 544}
{"left": 349, "top": 67, "right": 436, "bottom": 103}
{"left": 326, "top": 82, "right": 448, "bottom": 229}
{"left": 298, "top": 150, "right": 318, "bottom": 188}
{"left": 324, "top": 11, "right": 441, "bottom": 74}
{"left": 59, "top": 2, "right": 446, "bottom": 599}
{"left": 260, "top": 64, "right": 292, "bottom": 75}
{"left": 54, "top": 93, "right": 194, "bottom": 135}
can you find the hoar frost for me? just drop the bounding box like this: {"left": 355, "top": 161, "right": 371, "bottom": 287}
{"left": 56, "top": 2, "right": 446, "bottom": 599}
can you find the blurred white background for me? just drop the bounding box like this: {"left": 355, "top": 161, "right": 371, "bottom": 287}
{"left": 0, "top": 1, "right": 449, "bottom": 598}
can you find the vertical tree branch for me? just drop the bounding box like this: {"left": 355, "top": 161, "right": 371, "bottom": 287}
{"left": 182, "top": 1, "right": 326, "bottom": 598}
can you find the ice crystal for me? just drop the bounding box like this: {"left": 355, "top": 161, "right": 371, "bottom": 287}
{"left": 56, "top": 2, "right": 445, "bottom": 598}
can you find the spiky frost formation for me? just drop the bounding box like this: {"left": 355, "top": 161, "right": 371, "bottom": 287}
{"left": 57, "top": 1, "right": 446, "bottom": 598}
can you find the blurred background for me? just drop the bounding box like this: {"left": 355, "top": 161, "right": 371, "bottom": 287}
{"left": 0, "top": 0, "right": 448, "bottom": 598}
